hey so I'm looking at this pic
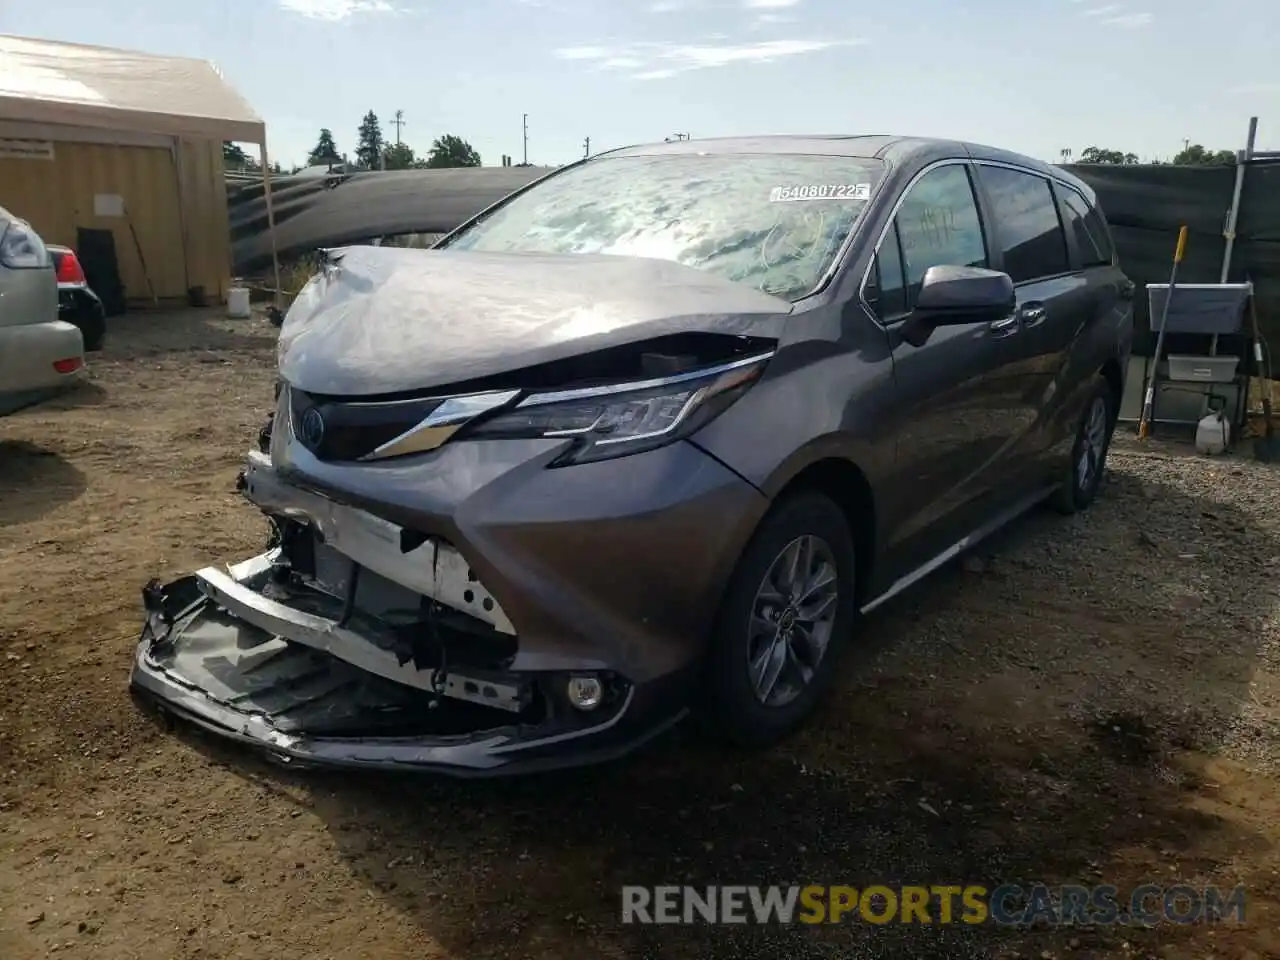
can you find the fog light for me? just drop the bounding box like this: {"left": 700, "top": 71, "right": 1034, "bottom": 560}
{"left": 566, "top": 675, "right": 604, "bottom": 711}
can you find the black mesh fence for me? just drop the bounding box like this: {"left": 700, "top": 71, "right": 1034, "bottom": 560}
{"left": 227, "top": 161, "right": 1280, "bottom": 351}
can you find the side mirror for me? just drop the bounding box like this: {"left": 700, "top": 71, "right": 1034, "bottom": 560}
{"left": 900, "top": 265, "right": 1016, "bottom": 347}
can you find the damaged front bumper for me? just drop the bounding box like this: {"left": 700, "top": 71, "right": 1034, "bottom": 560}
{"left": 128, "top": 452, "right": 695, "bottom": 776}
{"left": 130, "top": 565, "right": 689, "bottom": 775}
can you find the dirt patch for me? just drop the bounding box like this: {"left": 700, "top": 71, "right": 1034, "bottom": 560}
{"left": 1, "top": 310, "right": 1279, "bottom": 959}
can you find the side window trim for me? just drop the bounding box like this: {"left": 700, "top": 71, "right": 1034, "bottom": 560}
{"left": 858, "top": 158, "right": 985, "bottom": 326}
{"left": 972, "top": 159, "right": 1075, "bottom": 286}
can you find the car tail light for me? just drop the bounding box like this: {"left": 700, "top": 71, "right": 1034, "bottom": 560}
{"left": 55, "top": 249, "right": 86, "bottom": 284}
{"left": 53, "top": 357, "right": 83, "bottom": 374}
{"left": 0, "top": 216, "right": 51, "bottom": 269}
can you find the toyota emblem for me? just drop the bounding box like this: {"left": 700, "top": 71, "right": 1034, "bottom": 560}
{"left": 300, "top": 407, "right": 326, "bottom": 448}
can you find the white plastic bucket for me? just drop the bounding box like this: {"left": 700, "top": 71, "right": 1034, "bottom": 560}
{"left": 227, "top": 286, "right": 251, "bottom": 319}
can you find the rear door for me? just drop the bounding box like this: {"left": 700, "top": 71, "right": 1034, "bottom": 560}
{"left": 864, "top": 161, "right": 1035, "bottom": 575}
{"left": 972, "top": 163, "right": 1093, "bottom": 483}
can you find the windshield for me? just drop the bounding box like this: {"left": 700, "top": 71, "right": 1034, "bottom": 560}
{"left": 439, "top": 153, "right": 886, "bottom": 301}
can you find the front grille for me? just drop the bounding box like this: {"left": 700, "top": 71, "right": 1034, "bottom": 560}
{"left": 289, "top": 389, "right": 446, "bottom": 462}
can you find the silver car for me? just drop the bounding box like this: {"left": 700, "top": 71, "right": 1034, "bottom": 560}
{"left": 0, "top": 205, "right": 86, "bottom": 416}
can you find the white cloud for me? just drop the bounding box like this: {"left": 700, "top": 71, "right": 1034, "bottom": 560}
{"left": 1081, "top": 4, "right": 1122, "bottom": 15}
{"left": 1229, "top": 82, "right": 1280, "bottom": 95}
{"left": 744, "top": 0, "right": 800, "bottom": 7}
{"left": 556, "top": 36, "right": 859, "bottom": 79}
{"left": 277, "top": 0, "right": 396, "bottom": 19}
{"left": 750, "top": 12, "right": 796, "bottom": 29}
{"left": 556, "top": 45, "right": 617, "bottom": 60}
{"left": 1102, "top": 11, "right": 1152, "bottom": 26}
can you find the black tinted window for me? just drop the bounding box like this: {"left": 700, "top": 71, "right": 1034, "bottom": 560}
{"left": 896, "top": 164, "right": 987, "bottom": 305}
{"left": 869, "top": 222, "right": 907, "bottom": 319}
{"left": 977, "top": 166, "right": 1069, "bottom": 282}
{"left": 1060, "top": 188, "right": 1113, "bottom": 267}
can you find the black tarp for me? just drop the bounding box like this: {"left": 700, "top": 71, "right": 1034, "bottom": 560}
{"left": 227, "top": 160, "right": 1280, "bottom": 348}
{"left": 1065, "top": 160, "right": 1280, "bottom": 352}
{"left": 228, "top": 166, "right": 554, "bottom": 277}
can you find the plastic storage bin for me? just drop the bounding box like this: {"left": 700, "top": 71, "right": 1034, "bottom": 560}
{"left": 227, "top": 286, "right": 251, "bottom": 319}
{"left": 1146, "top": 283, "right": 1251, "bottom": 334}
{"left": 1165, "top": 354, "right": 1239, "bottom": 382}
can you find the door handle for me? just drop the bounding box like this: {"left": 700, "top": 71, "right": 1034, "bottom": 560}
{"left": 1019, "top": 303, "right": 1048, "bottom": 328}
{"left": 989, "top": 313, "right": 1020, "bottom": 338}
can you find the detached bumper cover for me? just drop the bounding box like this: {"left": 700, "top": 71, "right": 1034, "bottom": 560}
{"left": 129, "top": 574, "right": 691, "bottom": 775}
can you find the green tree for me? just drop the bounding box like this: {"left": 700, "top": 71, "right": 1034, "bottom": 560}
{"left": 1077, "top": 146, "right": 1140, "bottom": 165}
{"left": 1171, "top": 143, "right": 1236, "bottom": 166}
{"left": 382, "top": 142, "right": 418, "bottom": 170}
{"left": 222, "top": 142, "right": 257, "bottom": 170}
{"left": 425, "top": 134, "right": 481, "bottom": 168}
{"left": 355, "top": 111, "right": 384, "bottom": 170}
{"left": 307, "top": 128, "right": 340, "bottom": 165}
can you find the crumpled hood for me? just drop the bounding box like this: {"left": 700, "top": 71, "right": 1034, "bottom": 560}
{"left": 277, "top": 246, "right": 793, "bottom": 396}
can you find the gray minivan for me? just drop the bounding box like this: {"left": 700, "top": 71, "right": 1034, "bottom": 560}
{"left": 132, "top": 135, "right": 1133, "bottom": 775}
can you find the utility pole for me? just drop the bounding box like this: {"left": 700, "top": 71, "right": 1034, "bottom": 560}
{"left": 583, "top": 136, "right": 590, "bottom": 159}
{"left": 391, "top": 110, "right": 406, "bottom": 146}
{"left": 522, "top": 113, "right": 529, "bottom": 166}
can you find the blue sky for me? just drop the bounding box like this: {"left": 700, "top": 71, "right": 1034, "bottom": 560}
{"left": 4, "top": 0, "right": 1278, "bottom": 167}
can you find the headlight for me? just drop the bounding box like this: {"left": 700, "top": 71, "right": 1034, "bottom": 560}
{"left": 463, "top": 351, "right": 773, "bottom": 465}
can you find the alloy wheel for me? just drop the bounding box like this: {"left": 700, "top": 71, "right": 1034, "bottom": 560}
{"left": 747, "top": 534, "right": 840, "bottom": 708}
{"left": 1076, "top": 395, "right": 1109, "bottom": 492}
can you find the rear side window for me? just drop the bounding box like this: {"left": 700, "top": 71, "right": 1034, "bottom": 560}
{"left": 895, "top": 164, "right": 988, "bottom": 306}
{"left": 976, "top": 166, "right": 1069, "bottom": 283}
{"left": 1060, "top": 188, "right": 1113, "bottom": 267}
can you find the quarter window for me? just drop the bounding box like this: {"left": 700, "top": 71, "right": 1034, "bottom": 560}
{"left": 976, "top": 166, "right": 1069, "bottom": 282}
{"left": 895, "top": 164, "right": 988, "bottom": 306}
{"left": 868, "top": 221, "right": 908, "bottom": 320}
{"left": 1060, "top": 188, "right": 1113, "bottom": 267}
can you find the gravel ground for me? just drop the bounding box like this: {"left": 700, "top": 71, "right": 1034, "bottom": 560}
{"left": 1, "top": 309, "right": 1278, "bottom": 960}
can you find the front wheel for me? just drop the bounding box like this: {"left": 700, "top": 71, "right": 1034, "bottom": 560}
{"left": 702, "top": 492, "right": 857, "bottom": 748}
{"left": 1050, "top": 374, "right": 1116, "bottom": 514}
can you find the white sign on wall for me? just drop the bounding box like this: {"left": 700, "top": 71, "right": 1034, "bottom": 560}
{"left": 93, "top": 193, "right": 124, "bottom": 217}
{"left": 0, "top": 139, "right": 55, "bottom": 160}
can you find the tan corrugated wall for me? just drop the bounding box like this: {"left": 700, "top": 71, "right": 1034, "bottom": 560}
{"left": 174, "top": 137, "right": 232, "bottom": 302}
{"left": 0, "top": 137, "right": 231, "bottom": 303}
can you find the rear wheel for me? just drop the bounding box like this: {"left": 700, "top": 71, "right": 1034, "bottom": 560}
{"left": 703, "top": 492, "right": 857, "bottom": 747}
{"left": 1050, "top": 374, "right": 1116, "bottom": 514}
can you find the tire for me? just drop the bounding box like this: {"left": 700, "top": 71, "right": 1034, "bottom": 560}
{"left": 702, "top": 491, "right": 858, "bottom": 748}
{"left": 73, "top": 302, "right": 106, "bottom": 352}
{"left": 1049, "top": 373, "right": 1116, "bottom": 515}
